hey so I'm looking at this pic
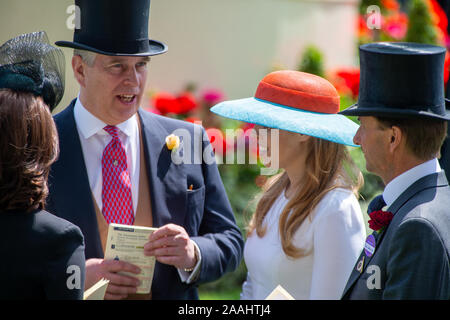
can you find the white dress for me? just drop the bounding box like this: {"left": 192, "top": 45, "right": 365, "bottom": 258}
{"left": 241, "top": 188, "right": 366, "bottom": 300}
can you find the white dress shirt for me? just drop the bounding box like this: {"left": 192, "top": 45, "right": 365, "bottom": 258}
{"left": 241, "top": 188, "right": 366, "bottom": 300}
{"left": 74, "top": 96, "right": 140, "bottom": 214}
{"left": 383, "top": 158, "right": 442, "bottom": 208}
{"left": 73, "top": 97, "right": 200, "bottom": 283}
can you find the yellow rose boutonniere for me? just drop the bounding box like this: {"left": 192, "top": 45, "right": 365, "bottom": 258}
{"left": 165, "top": 134, "right": 180, "bottom": 151}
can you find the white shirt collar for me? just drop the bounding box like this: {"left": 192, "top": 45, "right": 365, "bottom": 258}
{"left": 73, "top": 95, "right": 138, "bottom": 139}
{"left": 383, "top": 158, "right": 441, "bottom": 208}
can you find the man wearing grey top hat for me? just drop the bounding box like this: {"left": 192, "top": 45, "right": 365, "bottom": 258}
{"left": 339, "top": 42, "right": 450, "bottom": 299}
{"left": 46, "top": 0, "right": 243, "bottom": 300}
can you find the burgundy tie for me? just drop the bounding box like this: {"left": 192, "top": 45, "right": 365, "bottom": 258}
{"left": 102, "top": 125, "right": 134, "bottom": 225}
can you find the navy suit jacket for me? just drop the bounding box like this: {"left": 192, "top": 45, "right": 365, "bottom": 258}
{"left": 0, "top": 209, "right": 85, "bottom": 300}
{"left": 342, "top": 171, "right": 450, "bottom": 299}
{"left": 46, "top": 100, "right": 244, "bottom": 299}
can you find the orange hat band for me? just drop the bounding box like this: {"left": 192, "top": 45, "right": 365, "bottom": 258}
{"left": 254, "top": 81, "right": 340, "bottom": 114}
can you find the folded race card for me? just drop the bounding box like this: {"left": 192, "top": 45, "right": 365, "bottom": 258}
{"left": 104, "top": 223, "right": 157, "bottom": 294}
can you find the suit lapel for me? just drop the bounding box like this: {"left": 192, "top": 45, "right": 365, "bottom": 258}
{"left": 51, "top": 106, "right": 189, "bottom": 257}
{"left": 342, "top": 172, "right": 447, "bottom": 298}
{"left": 342, "top": 227, "right": 389, "bottom": 297}
{"left": 138, "top": 109, "right": 187, "bottom": 228}
{"left": 51, "top": 100, "right": 103, "bottom": 258}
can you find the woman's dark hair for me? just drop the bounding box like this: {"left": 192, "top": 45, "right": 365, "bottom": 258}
{"left": 0, "top": 89, "right": 59, "bottom": 213}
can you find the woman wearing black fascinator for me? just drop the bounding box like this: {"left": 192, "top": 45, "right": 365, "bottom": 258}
{"left": 0, "top": 31, "right": 85, "bottom": 300}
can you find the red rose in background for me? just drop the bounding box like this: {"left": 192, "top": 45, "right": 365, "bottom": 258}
{"left": 382, "top": 0, "right": 400, "bottom": 11}
{"left": 152, "top": 91, "right": 199, "bottom": 115}
{"left": 383, "top": 12, "right": 408, "bottom": 40}
{"left": 176, "top": 92, "right": 198, "bottom": 114}
{"left": 368, "top": 210, "right": 394, "bottom": 232}
{"left": 335, "top": 68, "right": 360, "bottom": 99}
{"left": 152, "top": 92, "right": 180, "bottom": 114}
{"left": 202, "top": 89, "right": 225, "bottom": 106}
{"left": 357, "top": 16, "right": 371, "bottom": 39}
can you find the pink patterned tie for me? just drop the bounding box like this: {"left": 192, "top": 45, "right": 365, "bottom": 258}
{"left": 102, "top": 125, "right": 134, "bottom": 225}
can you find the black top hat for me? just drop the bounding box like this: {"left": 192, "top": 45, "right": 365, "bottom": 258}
{"left": 340, "top": 42, "right": 450, "bottom": 121}
{"left": 56, "top": 0, "right": 167, "bottom": 56}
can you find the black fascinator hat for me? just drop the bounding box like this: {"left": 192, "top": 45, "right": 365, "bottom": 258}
{"left": 0, "top": 31, "right": 65, "bottom": 111}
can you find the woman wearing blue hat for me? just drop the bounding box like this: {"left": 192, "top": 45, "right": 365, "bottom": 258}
{"left": 211, "top": 70, "right": 366, "bottom": 299}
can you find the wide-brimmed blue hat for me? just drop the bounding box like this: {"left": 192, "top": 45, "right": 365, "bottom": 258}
{"left": 210, "top": 70, "right": 359, "bottom": 147}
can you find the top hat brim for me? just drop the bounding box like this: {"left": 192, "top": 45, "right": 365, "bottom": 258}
{"left": 339, "top": 99, "right": 450, "bottom": 121}
{"left": 211, "top": 97, "right": 359, "bottom": 147}
{"left": 55, "top": 39, "right": 167, "bottom": 57}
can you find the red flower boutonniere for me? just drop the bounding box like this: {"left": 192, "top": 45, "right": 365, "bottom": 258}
{"left": 368, "top": 210, "right": 394, "bottom": 233}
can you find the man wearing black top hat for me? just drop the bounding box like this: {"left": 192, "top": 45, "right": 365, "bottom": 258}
{"left": 46, "top": 0, "right": 243, "bottom": 300}
{"left": 339, "top": 42, "right": 450, "bottom": 299}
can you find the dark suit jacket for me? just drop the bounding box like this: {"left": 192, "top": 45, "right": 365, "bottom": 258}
{"left": 342, "top": 171, "right": 450, "bottom": 299}
{"left": 0, "top": 209, "right": 85, "bottom": 300}
{"left": 46, "top": 100, "right": 244, "bottom": 299}
{"left": 440, "top": 0, "right": 450, "bottom": 180}
{"left": 440, "top": 131, "right": 450, "bottom": 181}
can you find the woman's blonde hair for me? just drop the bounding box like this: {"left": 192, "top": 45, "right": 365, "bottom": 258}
{"left": 247, "top": 136, "right": 363, "bottom": 258}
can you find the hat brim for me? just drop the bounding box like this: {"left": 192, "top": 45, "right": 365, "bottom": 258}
{"left": 339, "top": 100, "right": 450, "bottom": 121}
{"left": 55, "top": 39, "right": 167, "bottom": 56}
{"left": 210, "top": 97, "right": 359, "bottom": 147}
